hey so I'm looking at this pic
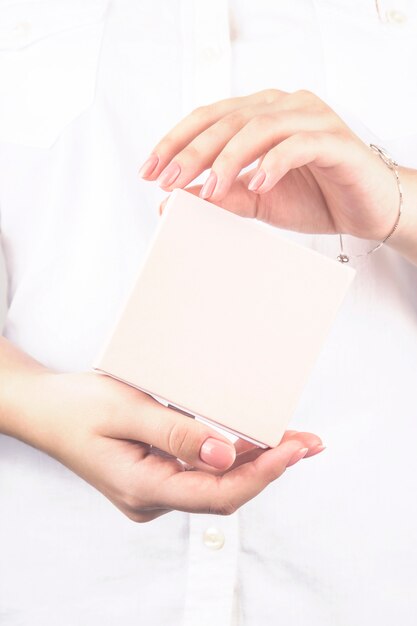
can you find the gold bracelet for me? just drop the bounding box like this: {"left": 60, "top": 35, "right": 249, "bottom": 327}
{"left": 337, "top": 144, "right": 403, "bottom": 263}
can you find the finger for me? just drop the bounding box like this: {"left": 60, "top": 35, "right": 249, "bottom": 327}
{"left": 232, "top": 429, "right": 324, "bottom": 468}
{"left": 200, "top": 110, "right": 333, "bottom": 201}
{"left": 156, "top": 435, "right": 317, "bottom": 514}
{"left": 138, "top": 89, "right": 288, "bottom": 182}
{"left": 105, "top": 389, "right": 237, "bottom": 472}
{"left": 183, "top": 175, "right": 259, "bottom": 219}
{"left": 158, "top": 176, "right": 256, "bottom": 219}
{"left": 234, "top": 429, "right": 307, "bottom": 455}
{"left": 229, "top": 446, "right": 266, "bottom": 469}
{"left": 247, "top": 131, "right": 348, "bottom": 194}
{"left": 154, "top": 103, "right": 275, "bottom": 192}
{"left": 304, "top": 442, "right": 326, "bottom": 458}
{"left": 109, "top": 431, "right": 322, "bottom": 515}
{"left": 234, "top": 439, "right": 257, "bottom": 455}
{"left": 138, "top": 96, "right": 255, "bottom": 183}
{"left": 153, "top": 94, "right": 336, "bottom": 196}
{"left": 280, "top": 430, "right": 326, "bottom": 458}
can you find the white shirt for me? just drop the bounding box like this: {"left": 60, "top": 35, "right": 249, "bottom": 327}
{"left": 1, "top": 1, "right": 417, "bottom": 624}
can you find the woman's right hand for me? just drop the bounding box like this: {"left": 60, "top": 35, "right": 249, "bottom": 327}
{"left": 144, "top": 88, "right": 417, "bottom": 267}
{"left": 3, "top": 359, "right": 324, "bottom": 522}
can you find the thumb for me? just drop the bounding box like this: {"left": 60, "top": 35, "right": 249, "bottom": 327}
{"left": 115, "top": 392, "right": 237, "bottom": 471}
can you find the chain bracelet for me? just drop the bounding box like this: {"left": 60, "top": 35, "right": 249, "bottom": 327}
{"left": 337, "top": 144, "right": 403, "bottom": 263}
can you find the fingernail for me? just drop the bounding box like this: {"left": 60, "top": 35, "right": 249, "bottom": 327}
{"left": 308, "top": 443, "right": 326, "bottom": 457}
{"left": 200, "top": 171, "right": 218, "bottom": 199}
{"left": 157, "top": 162, "right": 181, "bottom": 188}
{"left": 248, "top": 168, "right": 266, "bottom": 192}
{"left": 138, "top": 154, "right": 159, "bottom": 178}
{"left": 286, "top": 447, "right": 309, "bottom": 468}
{"left": 200, "top": 438, "right": 236, "bottom": 469}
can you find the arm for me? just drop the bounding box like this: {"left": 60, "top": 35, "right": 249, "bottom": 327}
{"left": 387, "top": 167, "right": 417, "bottom": 266}
{"left": 140, "top": 89, "right": 417, "bottom": 267}
{"left": 0, "top": 337, "right": 323, "bottom": 521}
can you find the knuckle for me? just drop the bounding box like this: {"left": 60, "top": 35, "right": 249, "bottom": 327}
{"left": 167, "top": 421, "right": 196, "bottom": 460}
{"left": 190, "top": 105, "right": 209, "bottom": 120}
{"left": 122, "top": 491, "right": 145, "bottom": 514}
{"left": 249, "top": 113, "right": 275, "bottom": 131}
{"left": 220, "top": 109, "right": 246, "bottom": 130}
{"left": 119, "top": 480, "right": 154, "bottom": 512}
{"left": 291, "top": 90, "right": 331, "bottom": 115}
{"left": 214, "top": 149, "right": 235, "bottom": 171}
{"left": 155, "top": 134, "right": 177, "bottom": 156}
{"left": 261, "top": 88, "right": 282, "bottom": 104}
{"left": 179, "top": 143, "right": 201, "bottom": 164}
{"left": 335, "top": 126, "right": 352, "bottom": 141}
{"left": 121, "top": 491, "right": 158, "bottom": 523}
{"left": 212, "top": 498, "right": 238, "bottom": 516}
{"left": 292, "top": 88, "right": 316, "bottom": 102}
{"left": 208, "top": 485, "right": 239, "bottom": 516}
{"left": 327, "top": 113, "right": 347, "bottom": 134}
{"left": 307, "top": 130, "right": 331, "bottom": 149}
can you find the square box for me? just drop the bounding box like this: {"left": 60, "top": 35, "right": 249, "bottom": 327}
{"left": 94, "top": 189, "right": 355, "bottom": 447}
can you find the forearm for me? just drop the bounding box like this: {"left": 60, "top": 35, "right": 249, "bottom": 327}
{"left": 0, "top": 337, "right": 51, "bottom": 444}
{"left": 386, "top": 167, "right": 417, "bottom": 266}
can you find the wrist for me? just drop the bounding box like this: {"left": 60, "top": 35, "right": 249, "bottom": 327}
{"left": 386, "top": 166, "right": 417, "bottom": 265}
{"left": 0, "top": 338, "right": 57, "bottom": 450}
{"left": 1, "top": 368, "right": 54, "bottom": 449}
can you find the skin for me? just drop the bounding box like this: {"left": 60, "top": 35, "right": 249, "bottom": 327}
{"left": 0, "top": 337, "right": 324, "bottom": 523}
{"left": 12, "top": 87, "right": 407, "bottom": 525}
{"left": 4, "top": 88, "right": 415, "bottom": 525}
{"left": 139, "top": 89, "right": 417, "bottom": 266}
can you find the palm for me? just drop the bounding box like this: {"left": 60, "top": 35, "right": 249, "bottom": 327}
{"left": 85, "top": 429, "right": 311, "bottom": 520}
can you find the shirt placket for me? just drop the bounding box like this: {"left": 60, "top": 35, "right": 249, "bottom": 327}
{"left": 182, "top": 513, "right": 240, "bottom": 626}
{"left": 180, "top": 4, "right": 238, "bottom": 624}
{"left": 180, "top": 0, "right": 231, "bottom": 115}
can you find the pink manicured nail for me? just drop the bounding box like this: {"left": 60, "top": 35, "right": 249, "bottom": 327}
{"left": 157, "top": 162, "right": 181, "bottom": 188}
{"left": 200, "top": 438, "right": 236, "bottom": 469}
{"left": 308, "top": 443, "right": 326, "bottom": 457}
{"left": 248, "top": 169, "right": 266, "bottom": 192}
{"left": 200, "top": 171, "right": 218, "bottom": 199}
{"left": 138, "top": 154, "right": 159, "bottom": 178}
{"left": 286, "top": 447, "right": 309, "bottom": 468}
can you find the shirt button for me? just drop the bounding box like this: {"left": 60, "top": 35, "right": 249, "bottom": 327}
{"left": 203, "top": 527, "right": 225, "bottom": 550}
{"left": 199, "top": 45, "right": 224, "bottom": 63}
{"left": 385, "top": 9, "right": 407, "bottom": 24}
{"left": 1, "top": 21, "right": 32, "bottom": 48}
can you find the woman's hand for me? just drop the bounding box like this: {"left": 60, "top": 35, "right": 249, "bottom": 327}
{"left": 1, "top": 341, "right": 324, "bottom": 523}
{"left": 139, "top": 89, "right": 401, "bottom": 242}
{"left": 20, "top": 372, "right": 325, "bottom": 522}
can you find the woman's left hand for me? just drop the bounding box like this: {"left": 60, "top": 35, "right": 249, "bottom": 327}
{"left": 138, "top": 89, "right": 400, "bottom": 242}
